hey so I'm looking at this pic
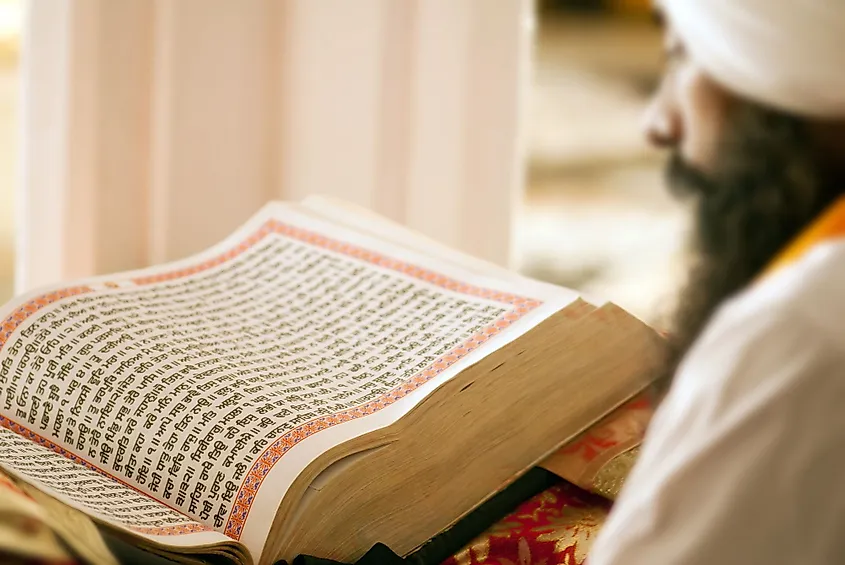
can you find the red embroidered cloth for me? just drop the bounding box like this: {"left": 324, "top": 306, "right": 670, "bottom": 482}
{"left": 440, "top": 395, "right": 653, "bottom": 565}
{"left": 442, "top": 481, "right": 610, "bottom": 565}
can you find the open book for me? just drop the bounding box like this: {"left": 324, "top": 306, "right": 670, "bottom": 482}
{"left": 0, "top": 198, "right": 664, "bottom": 565}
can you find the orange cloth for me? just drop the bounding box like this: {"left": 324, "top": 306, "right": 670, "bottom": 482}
{"left": 763, "top": 196, "right": 845, "bottom": 277}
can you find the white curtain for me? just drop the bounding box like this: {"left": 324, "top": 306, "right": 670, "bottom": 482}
{"left": 19, "top": 0, "right": 531, "bottom": 293}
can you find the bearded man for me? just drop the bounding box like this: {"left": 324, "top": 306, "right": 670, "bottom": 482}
{"left": 590, "top": 1, "right": 845, "bottom": 563}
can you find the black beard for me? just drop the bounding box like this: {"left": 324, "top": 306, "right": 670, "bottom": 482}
{"left": 658, "top": 102, "right": 843, "bottom": 391}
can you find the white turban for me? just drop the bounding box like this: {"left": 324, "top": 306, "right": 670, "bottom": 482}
{"left": 658, "top": 0, "right": 845, "bottom": 118}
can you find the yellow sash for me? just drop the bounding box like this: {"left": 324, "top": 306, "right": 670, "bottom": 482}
{"left": 763, "top": 196, "right": 845, "bottom": 276}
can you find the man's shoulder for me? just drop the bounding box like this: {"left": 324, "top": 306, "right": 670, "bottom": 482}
{"left": 718, "top": 240, "right": 845, "bottom": 349}
{"left": 676, "top": 241, "right": 845, "bottom": 398}
{"left": 595, "top": 246, "right": 845, "bottom": 565}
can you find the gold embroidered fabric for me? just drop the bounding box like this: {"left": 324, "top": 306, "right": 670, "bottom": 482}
{"left": 540, "top": 394, "right": 650, "bottom": 500}
{"left": 590, "top": 447, "right": 640, "bottom": 501}
{"left": 443, "top": 482, "right": 610, "bottom": 565}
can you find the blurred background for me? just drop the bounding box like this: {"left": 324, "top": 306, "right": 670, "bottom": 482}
{"left": 520, "top": 0, "right": 688, "bottom": 324}
{"left": 1, "top": 0, "right": 688, "bottom": 326}
{"left": 0, "top": 0, "right": 19, "bottom": 304}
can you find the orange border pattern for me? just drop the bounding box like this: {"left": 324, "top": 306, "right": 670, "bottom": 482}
{"left": 0, "top": 220, "right": 542, "bottom": 540}
{"left": 0, "top": 287, "right": 91, "bottom": 347}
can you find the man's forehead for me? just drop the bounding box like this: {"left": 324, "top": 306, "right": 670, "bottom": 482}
{"left": 651, "top": 7, "right": 665, "bottom": 27}
{"left": 649, "top": 5, "right": 681, "bottom": 51}
{"left": 649, "top": 2, "right": 675, "bottom": 37}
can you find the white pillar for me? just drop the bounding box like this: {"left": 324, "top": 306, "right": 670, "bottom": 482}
{"left": 20, "top": 0, "right": 530, "bottom": 293}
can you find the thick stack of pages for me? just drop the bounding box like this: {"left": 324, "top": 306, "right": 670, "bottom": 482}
{"left": 0, "top": 198, "right": 664, "bottom": 565}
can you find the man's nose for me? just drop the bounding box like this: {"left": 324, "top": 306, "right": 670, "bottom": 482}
{"left": 642, "top": 97, "right": 681, "bottom": 149}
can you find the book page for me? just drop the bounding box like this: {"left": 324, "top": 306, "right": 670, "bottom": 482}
{"left": 298, "top": 196, "right": 607, "bottom": 306}
{"left": 299, "top": 196, "right": 523, "bottom": 282}
{"left": 0, "top": 202, "right": 577, "bottom": 559}
{"left": 0, "top": 425, "right": 226, "bottom": 546}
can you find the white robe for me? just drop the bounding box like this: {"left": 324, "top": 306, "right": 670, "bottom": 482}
{"left": 590, "top": 240, "right": 845, "bottom": 563}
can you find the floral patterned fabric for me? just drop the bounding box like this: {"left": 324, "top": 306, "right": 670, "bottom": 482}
{"left": 440, "top": 394, "right": 653, "bottom": 565}
{"left": 539, "top": 394, "right": 651, "bottom": 501}
{"left": 442, "top": 481, "right": 610, "bottom": 565}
